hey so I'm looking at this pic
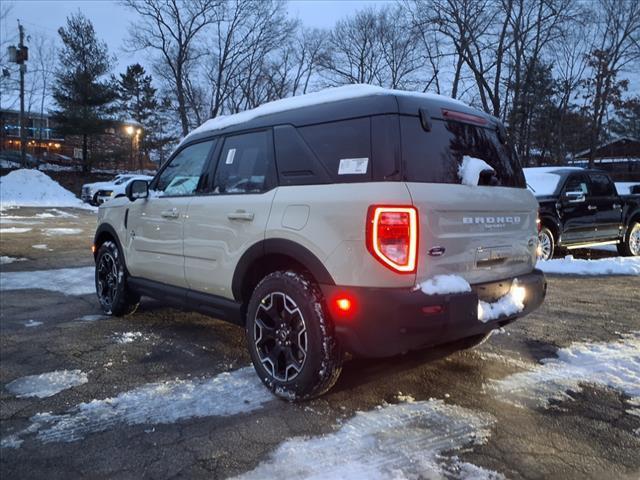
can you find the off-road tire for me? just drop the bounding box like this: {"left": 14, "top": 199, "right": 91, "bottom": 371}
{"left": 95, "top": 241, "right": 140, "bottom": 316}
{"left": 246, "top": 271, "right": 343, "bottom": 401}
{"left": 538, "top": 226, "right": 555, "bottom": 260}
{"left": 617, "top": 221, "right": 640, "bottom": 257}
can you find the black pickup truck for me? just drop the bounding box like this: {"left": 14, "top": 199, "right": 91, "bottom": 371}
{"left": 524, "top": 167, "right": 640, "bottom": 259}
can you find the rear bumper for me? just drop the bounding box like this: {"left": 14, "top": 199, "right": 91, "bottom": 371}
{"left": 320, "top": 269, "right": 546, "bottom": 358}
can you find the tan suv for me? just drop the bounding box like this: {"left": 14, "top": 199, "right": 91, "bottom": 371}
{"left": 93, "top": 85, "right": 546, "bottom": 400}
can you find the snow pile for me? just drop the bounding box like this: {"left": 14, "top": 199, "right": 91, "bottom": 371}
{"left": 0, "top": 256, "right": 26, "bottom": 264}
{"left": 458, "top": 156, "right": 494, "bottom": 186}
{"left": 0, "top": 169, "right": 91, "bottom": 209}
{"left": 490, "top": 333, "right": 640, "bottom": 410}
{"left": 5, "top": 370, "right": 88, "bottom": 398}
{"left": 478, "top": 282, "right": 526, "bottom": 323}
{"left": 235, "top": 399, "right": 499, "bottom": 480}
{"left": 24, "top": 320, "right": 43, "bottom": 328}
{"left": 418, "top": 274, "right": 471, "bottom": 295}
{"left": 0, "top": 266, "right": 95, "bottom": 295}
{"left": 1, "top": 367, "right": 271, "bottom": 445}
{"left": 187, "top": 84, "right": 467, "bottom": 139}
{"left": 538, "top": 255, "right": 640, "bottom": 275}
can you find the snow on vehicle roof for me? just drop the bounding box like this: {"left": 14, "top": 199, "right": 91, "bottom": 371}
{"left": 186, "top": 84, "right": 468, "bottom": 139}
{"left": 523, "top": 167, "right": 581, "bottom": 196}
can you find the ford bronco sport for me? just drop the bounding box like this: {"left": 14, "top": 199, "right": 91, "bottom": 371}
{"left": 93, "top": 85, "right": 546, "bottom": 400}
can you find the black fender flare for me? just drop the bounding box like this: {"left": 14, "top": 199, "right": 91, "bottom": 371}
{"left": 93, "top": 223, "right": 127, "bottom": 267}
{"left": 231, "top": 238, "right": 335, "bottom": 301}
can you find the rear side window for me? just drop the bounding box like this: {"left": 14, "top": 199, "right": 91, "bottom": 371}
{"left": 589, "top": 173, "right": 616, "bottom": 196}
{"left": 400, "top": 118, "right": 525, "bottom": 187}
{"left": 213, "top": 130, "right": 275, "bottom": 194}
{"left": 297, "top": 118, "right": 372, "bottom": 182}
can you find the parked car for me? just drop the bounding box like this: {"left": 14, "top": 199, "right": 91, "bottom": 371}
{"left": 82, "top": 174, "right": 154, "bottom": 206}
{"left": 524, "top": 167, "right": 640, "bottom": 259}
{"left": 93, "top": 86, "right": 546, "bottom": 400}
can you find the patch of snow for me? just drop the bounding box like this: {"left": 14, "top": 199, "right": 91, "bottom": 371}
{"left": 36, "top": 209, "right": 78, "bottom": 219}
{"left": 395, "top": 392, "right": 415, "bottom": 403}
{"left": 478, "top": 281, "right": 526, "bottom": 322}
{"left": 418, "top": 274, "right": 471, "bottom": 295}
{"left": 3, "top": 367, "right": 271, "bottom": 445}
{"left": 0, "top": 227, "right": 32, "bottom": 234}
{"left": 234, "top": 399, "right": 497, "bottom": 480}
{"left": 38, "top": 163, "right": 76, "bottom": 172}
{"left": 445, "top": 457, "right": 505, "bottom": 480}
{"left": 186, "top": 84, "right": 468, "bottom": 140}
{"left": 489, "top": 333, "right": 640, "bottom": 410}
{"left": 31, "top": 244, "right": 51, "bottom": 250}
{"left": 5, "top": 370, "right": 88, "bottom": 398}
{"left": 77, "top": 314, "right": 107, "bottom": 322}
{"left": 0, "top": 159, "right": 20, "bottom": 169}
{"left": 0, "top": 169, "right": 94, "bottom": 210}
{"left": 0, "top": 256, "right": 26, "bottom": 264}
{"left": 0, "top": 266, "right": 95, "bottom": 295}
{"left": 538, "top": 255, "right": 640, "bottom": 275}
{"left": 0, "top": 436, "right": 23, "bottom": 449}
{"left": 615, "top": 182, "right": 639, "bottom": 195}
{"left": 24, "top": 320, "right": 43, "bottom": 328}
{"left": 43, "top": 228, "right": 83, "bottom": 236}
{"left": 115, "top": 332, "right": 145, "bottom": 344}
{"left": 458, "top": 156, "right": 494, "bottom": 186}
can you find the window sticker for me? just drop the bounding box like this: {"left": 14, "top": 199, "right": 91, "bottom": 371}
{"left": 225, "top": 148, "right": 237, "bottom": 165}
{"left": 338, "top": 157, "right": 368, "bottom": 175}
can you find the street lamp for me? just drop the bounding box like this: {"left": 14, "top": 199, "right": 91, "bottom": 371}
{"left": 125, "top": 125, "right": 135, "bottom": 170}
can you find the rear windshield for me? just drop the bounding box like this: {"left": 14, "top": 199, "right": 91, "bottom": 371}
{"left": 400, "top": 117, "right": 525, "bottom": 187}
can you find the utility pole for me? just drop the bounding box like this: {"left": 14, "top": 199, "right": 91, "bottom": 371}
{"left": 7, "top": 21, "right": 29, "bottom": 167}
{"left": 18, "top": 22, "right": 27, "bottom": 168}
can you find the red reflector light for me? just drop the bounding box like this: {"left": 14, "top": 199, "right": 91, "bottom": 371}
{"left": 441, "top": 109, "right": 487, "bottom": 125}
{"left": 335, "top": 297, "right": 352, "bottom": 312}
{"left": 366, "top": 206, "right": 418, "bottom": 273}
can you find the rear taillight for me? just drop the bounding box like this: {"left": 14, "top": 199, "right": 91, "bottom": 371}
{"left": 366, "top": 206, "right": 418, "bottom": 273}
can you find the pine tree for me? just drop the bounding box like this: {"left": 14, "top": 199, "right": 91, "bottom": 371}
{"left": 52, "top": 12, "right": 117, "bottom": 172}
{"left": 118, "top": 63, "right": 175, "bottom": 168}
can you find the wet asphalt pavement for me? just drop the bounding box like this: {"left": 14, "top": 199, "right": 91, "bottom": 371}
{"left": 1, "top": 207, "right": 639, "bottom": 479}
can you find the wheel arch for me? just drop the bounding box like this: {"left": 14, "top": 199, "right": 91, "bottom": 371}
{"left": 540, "top": 215, "right": 560, "bottom": 244}
{"left": 93, "top": 223, "right": 126, "bottom": 266}
{"left": 232, "top": 239, "right": 335, "bottom": 306}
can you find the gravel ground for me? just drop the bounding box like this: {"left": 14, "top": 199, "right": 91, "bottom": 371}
{"left": 1, "top": 207, "right": 639, "bottom": 479}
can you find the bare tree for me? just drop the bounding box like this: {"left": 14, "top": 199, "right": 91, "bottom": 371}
{"left": 581, "top": 0, "right": 640, "bottom": 167}
{"left": 124, "top": 0, "right": 221, "bottom": 136}
{"left": 320, "top": 8, "right": 386, "bottom": 86}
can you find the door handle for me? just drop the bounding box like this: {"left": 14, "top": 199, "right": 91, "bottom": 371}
{"left": 161, "top": 208, "right": 179, "bottom": 219}
{"left": 227, "top": 211, "right": 255, "bottom": 221}
{"left": 587, "top": 205, "right": 597, "bottom": 211}
{"left": 613, "top": 203, "right": 621, "bottom": 209}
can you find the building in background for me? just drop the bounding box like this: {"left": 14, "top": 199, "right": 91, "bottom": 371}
{"left": 0, "top": 108, "right": 156, "bottom": 171}
{"left": 568, "top": 137, "right": 640, "bottom": 180}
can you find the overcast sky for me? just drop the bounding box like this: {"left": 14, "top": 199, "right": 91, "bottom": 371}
{"left": 2, "top": 0, "right": 384, "bottom": 73}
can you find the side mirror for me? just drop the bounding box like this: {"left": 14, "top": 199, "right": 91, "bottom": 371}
{"left": 564, "top": 190, "right": 585, "bottom": 203}
{"left": 126, "top": 179, "right": 149, "bottom": 202}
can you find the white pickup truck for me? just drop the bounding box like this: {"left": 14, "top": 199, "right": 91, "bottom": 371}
{"left": 82, "top": 174, "right": 154, "bottom": 206}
